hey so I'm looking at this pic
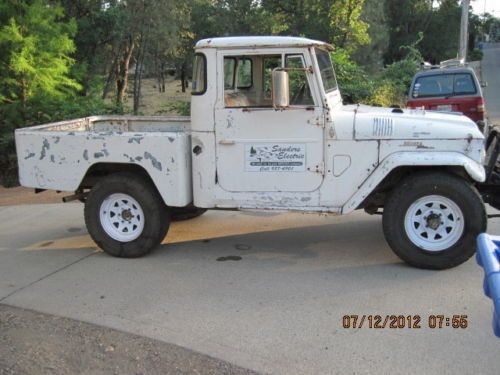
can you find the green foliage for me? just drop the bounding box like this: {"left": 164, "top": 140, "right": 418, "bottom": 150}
{"left": 331, "top": 48, "right": 374, "bottom": 103}
{"left": 261, "top": 0, "right": 370, "bottom": 50}
{"left": 368, "top": 39, "right": 422, "bottom": 107}
{"left": 164, "top": 101, "right": 191, "bottom": 116}
{"left": 352, "top": 0, "right": 389, "bottom": 72}
{"left": 384, "top": 0, "right": 461, "bottom": 64}
{"left": 333, "top": 37, "right": 422, "bottom": 107}
{"left": 329, "top": 0, "right": 370, "bottom": 50}
{"left": 0, "top": 0, "right": 81, "bottom": 104}
{"left": 0, "top": 91, "right": 114, "bottom": 186}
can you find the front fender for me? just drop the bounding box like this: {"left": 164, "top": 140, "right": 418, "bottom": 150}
{"left": 341, "top": 151, "right": 485, "bottom": 214}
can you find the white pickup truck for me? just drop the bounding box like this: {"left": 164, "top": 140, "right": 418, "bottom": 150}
{"left": 15, "top": 36, "right": 500, "bottom": 269}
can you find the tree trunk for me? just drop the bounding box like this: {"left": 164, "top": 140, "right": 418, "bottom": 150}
{"left": 157, "top": 61, "right": 166, "bottom": 93}
{"left": 133, "top": 29, "right": 149, "bottom": 115}
{"left": 20, "top": 78, "right": 27, "bottom": 110}
{"left": 180, "top": 63, "right": 186, "bottom": 93}
{"left": 102, "top": 57, "right": 117, "bottom": 100}
{"left": 116, "top": 36, "right": 135, "bottom": 107}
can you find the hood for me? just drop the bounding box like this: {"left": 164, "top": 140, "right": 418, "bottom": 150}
{"left": 343, "top": 104, "right": 483, "bottom": 141}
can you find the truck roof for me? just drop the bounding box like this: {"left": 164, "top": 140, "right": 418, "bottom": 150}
{"left": 195, "top": 36, "right": 334, "bottom": 51}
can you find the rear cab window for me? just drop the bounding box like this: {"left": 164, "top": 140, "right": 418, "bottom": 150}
{"left": 192, "top": 53, "right": 207, "bottom": 95}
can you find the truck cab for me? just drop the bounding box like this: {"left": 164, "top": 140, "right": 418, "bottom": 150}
{"left": 190, "top": 37, "right": 485, "bottom": 214}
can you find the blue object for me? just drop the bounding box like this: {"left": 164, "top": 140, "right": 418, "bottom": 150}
{"left": 476, "top": 233, "right": 500, "bottom": 337}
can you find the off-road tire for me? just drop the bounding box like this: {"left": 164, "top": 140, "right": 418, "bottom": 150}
{"left": 382, "top": 172, "right": 487, "bottom": 270}
{"left": 84, "top": 172, "right": 170, "bottom": 258}
{"left": 171, "top": 207, "right": 207, "bottom": 221}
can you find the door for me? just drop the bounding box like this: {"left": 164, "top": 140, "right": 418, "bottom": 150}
{"left": 214, "top": 50, "right": 324, "bottom": 192}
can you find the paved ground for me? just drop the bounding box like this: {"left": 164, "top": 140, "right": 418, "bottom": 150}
{"left": 483, "top": 43, "right": 500, "bottom": 125}
{"left": 0, "top": 304, "right": 257, "bottom": 375}
{"left": 1, "top": 204, "right": 499, "bottom": 375}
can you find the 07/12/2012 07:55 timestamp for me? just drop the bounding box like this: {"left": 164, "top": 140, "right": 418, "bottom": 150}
{"left": 342, "top": 315, "right": 469, "bottom": 329}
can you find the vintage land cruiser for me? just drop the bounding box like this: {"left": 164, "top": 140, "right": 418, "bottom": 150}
{"left": 15, "top": 36, "right": 500, "bottom": 269}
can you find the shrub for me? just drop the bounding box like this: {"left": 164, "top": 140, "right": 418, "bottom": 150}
{"left": 469, "top": 48, "right": 483, "bottom": 61}
{"left": 331, "top": 49, "right": 374, "bottom": 104}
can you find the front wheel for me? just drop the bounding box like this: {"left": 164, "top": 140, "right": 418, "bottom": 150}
{"left": 84, "top": 173, "right": 170, "bottom": 258}
{"left": 383, "top": 172, "right": 487, "bottom": 269}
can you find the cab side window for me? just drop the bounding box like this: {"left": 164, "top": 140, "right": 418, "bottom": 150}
{"left": 237, "top": 58, "right": 252, "bottom": 88}
{"left": 262, "top": 56, "right": 282, "bottom": 99}
{"left": 224, "top": 58, "right": 236, "bottom": 90}
{"left": 223, "top": 54, "right": 314, "bottom": 108}
{"left": 285, "top": 55, "right": 313, "bottom": 105}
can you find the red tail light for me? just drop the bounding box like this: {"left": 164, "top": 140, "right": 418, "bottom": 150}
{"left": 477, "top": 97, "right": 485, "bottom": 113}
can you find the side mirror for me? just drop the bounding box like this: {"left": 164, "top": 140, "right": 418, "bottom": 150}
{"left": 272, "top": 70, "right": 289, "bottom": 109}
{"left": 481, "top": 81, "right": 488, "bottom": 88}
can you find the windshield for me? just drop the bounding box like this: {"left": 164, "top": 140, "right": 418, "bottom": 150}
{"left": 315, "top": 48, "right": 337, "bottom": 93}
{"left": 412, "top": 73, "right": 477, "bottom": 99}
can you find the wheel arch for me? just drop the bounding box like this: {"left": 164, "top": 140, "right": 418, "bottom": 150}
{"left": 77, "top": 163, "right": 170, "bottom": 206}
{"left": 342, "top": 151, "right": 485, "bottom": 214}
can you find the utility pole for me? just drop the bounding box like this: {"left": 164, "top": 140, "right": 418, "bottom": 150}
{"left": 459, "top": 0, "right": 470, "bottom": 61}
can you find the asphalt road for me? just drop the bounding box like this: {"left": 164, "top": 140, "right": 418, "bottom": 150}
{"left": 1, "top": 204, "right": 499, "bottom": 374}
{"left": 482, "top": 42, "right": 500, "bottom": 125}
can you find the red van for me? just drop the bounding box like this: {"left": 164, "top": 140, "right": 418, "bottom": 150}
{"left": 407, "top": 65, "right": 487, "bottom": 131}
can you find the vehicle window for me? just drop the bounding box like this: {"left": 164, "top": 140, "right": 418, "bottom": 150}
{"left": 191, "top": 53, "right": 206, "bottom": 95}
{"left": 453, "top": 73, "right": 476, "bottom": 95}
{"left": 237, "top": 58, "right": 252, "bottom": 88}
{"left": 285, "top": 55, "right": 313, "bottom": 105}
{"left": 413, "top": 75, "right": 453, "bottom": 98}
{"left": 263, "top": 56, "right": 281, "bottom": 97}
{"left": 224, "top": 58, "right": 236, "bottom": 90}
{"left": 315, "top": 48, "right": 337, "bottom": 92}
{"left": 224, "top": 55, "right": 280, "bottom": 108}
{"left": 412, "top": 73, "right": 477, "bottom": 98}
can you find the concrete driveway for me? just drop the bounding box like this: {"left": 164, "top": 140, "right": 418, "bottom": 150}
{"left": 1, "top": 203, "right": 499, "bottom": 375}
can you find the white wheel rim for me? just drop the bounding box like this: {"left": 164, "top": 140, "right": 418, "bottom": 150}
{"left": 99, "top": 193, "right": 145, "bottom": 242}
{"left": 404, "top": 195, "right": 464, "bottom": 252}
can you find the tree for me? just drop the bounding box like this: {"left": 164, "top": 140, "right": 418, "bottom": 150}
{"left": 262, "top": 0, "right": 369, "bottom": 50}
{"left": 0, "top": 0, "right": 80, "bottom": 108}
{"left": 384, "top": 0, "right": 433, "bottom": 63}
{"left": 352, "top": 0, "right": 389, "bottom": 72}
{"left": 329, "top": 0, "right": 370, "bottom": 49}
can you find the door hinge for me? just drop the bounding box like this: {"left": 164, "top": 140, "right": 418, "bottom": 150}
{"left": 308, "top": 116, "right": 325, "bottom": 128}
{"left": 308, "top": 161, "right": 325, "bottom": 175}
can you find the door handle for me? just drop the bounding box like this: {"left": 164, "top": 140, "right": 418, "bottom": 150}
{"left": 219, "top": 139, "right": 235, "bottom": 145}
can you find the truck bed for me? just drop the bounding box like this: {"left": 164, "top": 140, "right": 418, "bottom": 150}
{"left": 15, "top": 116, "right": 193, "bottom": 207}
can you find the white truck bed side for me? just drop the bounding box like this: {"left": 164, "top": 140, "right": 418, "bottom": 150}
{"left": 15, "top": 116, "right": 192, "bottom": 207}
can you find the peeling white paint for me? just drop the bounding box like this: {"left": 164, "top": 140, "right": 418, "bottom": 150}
{"left": 16, "top": 116, "right": 192, "bottom": 207}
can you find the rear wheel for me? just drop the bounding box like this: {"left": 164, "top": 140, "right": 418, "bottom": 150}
{"left": 383, "top": 172, "right": 486, "bottom": 269}
{"left": 84, "top": 173, "right": 170, "bottom": 258}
